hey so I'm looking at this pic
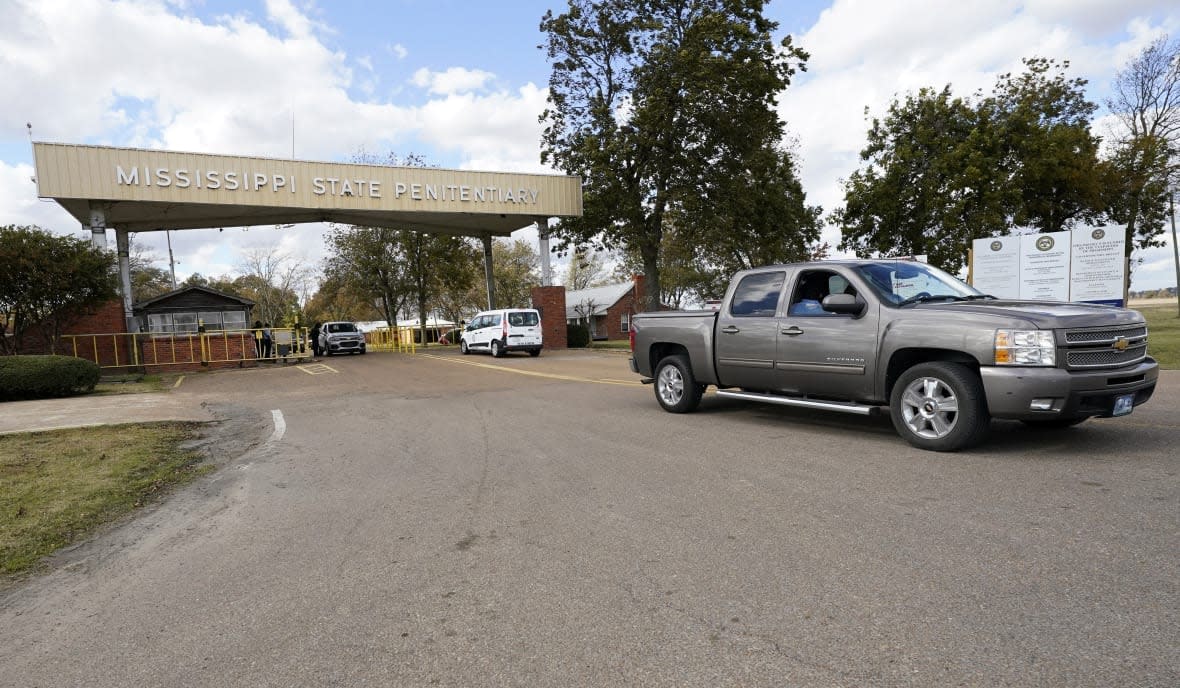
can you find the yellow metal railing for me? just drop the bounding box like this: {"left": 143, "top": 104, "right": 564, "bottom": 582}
{"left": 365, "top": 326, "right": 418, "bottom": 353}
{"left": 59, "top": 327, "right": 312, "bottom": 369}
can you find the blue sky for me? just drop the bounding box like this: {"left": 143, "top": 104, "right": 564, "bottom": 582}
{"left": 1, "top": 0, "right": 1177, "bottom": 292}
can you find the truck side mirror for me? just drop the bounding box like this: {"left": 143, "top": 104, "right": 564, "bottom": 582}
{"left": 822, "top": 293, "right": 866, "bottom": 317}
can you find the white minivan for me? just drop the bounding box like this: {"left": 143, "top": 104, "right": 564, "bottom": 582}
{"left": 460, "top": 308, "right": 543, "bottom": 357}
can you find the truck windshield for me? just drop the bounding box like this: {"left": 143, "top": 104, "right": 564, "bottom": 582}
{"left": 851, "top": 261, "right": 986, "bottom": 306}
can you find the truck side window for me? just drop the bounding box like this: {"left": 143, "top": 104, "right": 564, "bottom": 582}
{"left": 729, "top": 271, "right": 785, "bottom": 317}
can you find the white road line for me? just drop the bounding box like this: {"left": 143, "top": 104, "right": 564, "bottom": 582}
{"left": 269, "top": 409, "right": 286, "bottom": 444}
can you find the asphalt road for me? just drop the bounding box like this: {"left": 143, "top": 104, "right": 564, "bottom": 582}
{"left": 1, "top": 349, "right": 1177, "bottom": 687}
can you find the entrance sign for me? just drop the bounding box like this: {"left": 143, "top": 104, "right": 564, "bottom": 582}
{"left": 971, "top": 227, "right": 1126, "bottom": 305}
{"left": 1019, "top": 231, "right": 1071, "bottom": 301}
{"left": 1069, "top": 227, "right": 1127, "bottom": 306}
{"left": 970, "top": 237, "right": 1021, "bottom": 299}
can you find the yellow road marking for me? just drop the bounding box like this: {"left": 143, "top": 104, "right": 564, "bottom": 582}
{"left": 419, "top": 354, "right": 642, "bottom": 386}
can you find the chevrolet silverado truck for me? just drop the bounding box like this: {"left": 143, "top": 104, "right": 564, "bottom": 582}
{"left": 628, "top": 259, "right": 1158, "bottom": 451}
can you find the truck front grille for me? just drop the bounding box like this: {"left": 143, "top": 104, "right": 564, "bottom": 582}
{"left": 1065, "top": 325, "right": 1146, "bottom": 343}
{"left": 1061, "top": 324, "right": 1149, "bottom": 370}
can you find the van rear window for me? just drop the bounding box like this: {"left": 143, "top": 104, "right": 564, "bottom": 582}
{"left": 508, "top": 312, "right": 539, "bottom": 326}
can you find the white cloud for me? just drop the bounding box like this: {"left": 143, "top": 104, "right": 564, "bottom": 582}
{"left": 389, "top": 42, "right": 408, "bottom": 59}
{"left": 410, "top": 67, "right": 495, "bottom": 95}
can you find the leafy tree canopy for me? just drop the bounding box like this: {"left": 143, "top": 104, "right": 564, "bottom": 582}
{"left": 541, "top": 0, "right": 812, "bottom": 309}
{"left": 835, "top": 58, "right": 1106, "bottom": 273}
{"left": 0, "top": 225, "right": 118, "bottom": 354}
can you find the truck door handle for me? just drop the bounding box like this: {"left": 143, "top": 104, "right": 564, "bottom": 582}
{"left": 781, "top": 326, "right": 804, "bottom": 336}
{"left": 721, "top": 326, "right": 741, "bottom": 334}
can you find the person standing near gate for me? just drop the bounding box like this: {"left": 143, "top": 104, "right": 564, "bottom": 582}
{"left": 262, "top": 323, "right": 273, "bottom": 360}
{"left": 253, "top": 320, "right": 264, "bottom": 359}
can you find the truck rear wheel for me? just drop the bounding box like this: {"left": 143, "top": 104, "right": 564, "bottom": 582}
{"left": 890, "top": 362, "right": 990, "bottom": 451}
{"left": 654, "top": 354, "right": 704, "bottom": 413}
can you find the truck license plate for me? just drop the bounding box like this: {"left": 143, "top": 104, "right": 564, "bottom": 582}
{"left": 1113, "top": 393, "right": 1134, "bottom": 417}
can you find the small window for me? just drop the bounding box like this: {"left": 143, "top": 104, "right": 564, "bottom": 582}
{"left": 729, "top": 272, "right": 785, "bottom": 317}
{"left": 172, "top": 312, "right": 198, "bottom": 333}
{"left": 199, "top": 311, "right": 224, "bottom": 331}
{"left": 147, "top": 313, "right": 172, "bottom": 333}
{"left": 223, "top": 311, "right": 248, "bottom": 331}
{"left": 621, "top": 313, "right": 630, "bottom": 332}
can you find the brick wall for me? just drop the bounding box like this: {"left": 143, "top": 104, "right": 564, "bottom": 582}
{"left": 530, "top": 286, "right": 567, "bottom": 349}
{"left": 596, "top": 276, "right": 646, "bottom": 341}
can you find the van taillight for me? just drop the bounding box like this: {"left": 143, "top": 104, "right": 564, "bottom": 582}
{"left": 502, "top": 318, "right": 508, "bottom": 339}
{"left": 629, "top": 321, "right": 636, "bottom": 351}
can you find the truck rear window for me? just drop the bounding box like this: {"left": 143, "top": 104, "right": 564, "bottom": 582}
{"left": 729, "top": 272, "right": 785, "bottom": 317}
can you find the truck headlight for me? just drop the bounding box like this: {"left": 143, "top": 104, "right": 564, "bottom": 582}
{"left": 994, "top": 330, "right": 1055, "bottom": 366}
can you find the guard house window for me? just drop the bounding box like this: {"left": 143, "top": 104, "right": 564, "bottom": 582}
{"left": 621, "top": 313, "right": 630, "bottom": 333}
{"left": 728, "top": 271, "right": 786, "bottom": 317}
{"left": 146, "top": 310, "right": 248, "bottom": 334}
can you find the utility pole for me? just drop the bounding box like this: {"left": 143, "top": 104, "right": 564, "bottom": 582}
{"left": 1170, "top": 190, "right": 1179, "bottom": 317}
{"left": 166, "top": 230, "right": 178, "bottom": 289}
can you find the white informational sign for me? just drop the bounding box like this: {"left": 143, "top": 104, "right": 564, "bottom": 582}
{"left": 1018, "top": 231, "right": 1071, "bottom": 301}
{"left": 970, "top": 237, "right": 1021, "bottom": 299}
{"left": 1069, "top": 226, "right": 1126, "bottom": 305}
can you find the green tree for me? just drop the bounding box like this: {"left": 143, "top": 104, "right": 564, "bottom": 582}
{"left": 486, "top": 238, "right": 541, "bottom": 310}
{"left": 540, "top": 0, "right": 809, "bottom": 309}
{"left": 323, "top": 225, "right": 411, "bottom": 331}
{"left": 984, "top": 58, "right": 1103, "bottom": 233}
{"left": 400, "top": 231, "right": 478, "bottom": 345}
{"left": 836, "top": 59, "right": 1106, "bottom": 273}
{"left": 0, "top": 225, "right": 118, "bottom": 354}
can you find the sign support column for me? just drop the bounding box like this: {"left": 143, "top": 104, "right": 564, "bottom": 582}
{"left": 482, "top": 234, "right": 496, "bottom": 310}
{"left": 115, "top": 228, "right": 135, "bottom": 332}
{"left": 536, "top": 218, "right": 552, "bottom": 287}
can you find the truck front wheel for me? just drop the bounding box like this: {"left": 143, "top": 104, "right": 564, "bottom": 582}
{"left": 655, "top": 355, "right": 704, "bottom": 413}
{"left": 890, "top": 362, "right": 990, "bottom": 451}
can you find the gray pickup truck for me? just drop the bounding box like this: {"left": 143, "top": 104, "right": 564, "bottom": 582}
{"left": 628, "top": 259, "right": 1158, "bottom": 451}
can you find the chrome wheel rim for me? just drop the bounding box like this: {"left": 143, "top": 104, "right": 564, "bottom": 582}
{"left": 900, "top": 376, "right": 958, "bottom": 439}
{"left": 657, "top": 365, "right": 684, "bottom": 406}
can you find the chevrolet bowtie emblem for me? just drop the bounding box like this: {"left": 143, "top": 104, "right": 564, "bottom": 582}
{"left": 1112, "top": 337, "right": 1129, "bottom": 351}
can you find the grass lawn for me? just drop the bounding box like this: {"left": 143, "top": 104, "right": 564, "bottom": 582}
{"left": 1138, "top": 304, "right": 1180, "bottom": 369}
{"left": 93, "top": 374, "right": 174, "bottom": 395}
{"left": 0, "top": 422, "right": 208, "bottom": 577}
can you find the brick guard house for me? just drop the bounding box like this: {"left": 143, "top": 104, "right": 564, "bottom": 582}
{"left": 44, "top": 286, "right": 263, "bottom": 373}
{"left": 564, "top": 276, "right": 647, "bottom": 341}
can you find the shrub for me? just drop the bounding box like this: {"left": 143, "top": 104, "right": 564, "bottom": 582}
{"left": 566, "top": 323, "right": 590, "bottom": 348}
{"left": 0, "top": 355, "right": 101, "bottom": 401}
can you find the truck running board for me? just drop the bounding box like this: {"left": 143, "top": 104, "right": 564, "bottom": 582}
{"left": 714, "top": 389, "right": 878, "bottom": 416}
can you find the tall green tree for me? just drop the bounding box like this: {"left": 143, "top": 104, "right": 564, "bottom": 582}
{"left": 1105, "top": 35, "right": 1180, "bottom": 279}
{"left": 836, "top": 59, "right": 1106, "bottom": 273}
{"left": 540, "top": 0, "right": 809, "bottom": 309}
{"left": 0, "top": 225, "right": 118, "bottom": 354}
{"left": 485, "top": 238, "right": 541, "bottom": 310}
{"left": 400, "top": 231, "right": 478, "bottom": 344}
{"left": 323, "top": 226, "right": 412, "bottom": 331}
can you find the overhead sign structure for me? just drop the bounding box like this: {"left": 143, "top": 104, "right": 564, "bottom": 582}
{"left": 971, "top": 227, "right": 1126, "bottom": 305}
{"left": 32, "top": 142, "right": 584, "bottom": 331}
{"left": 33, "top": 142, "right": 582, "bottom": 236}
